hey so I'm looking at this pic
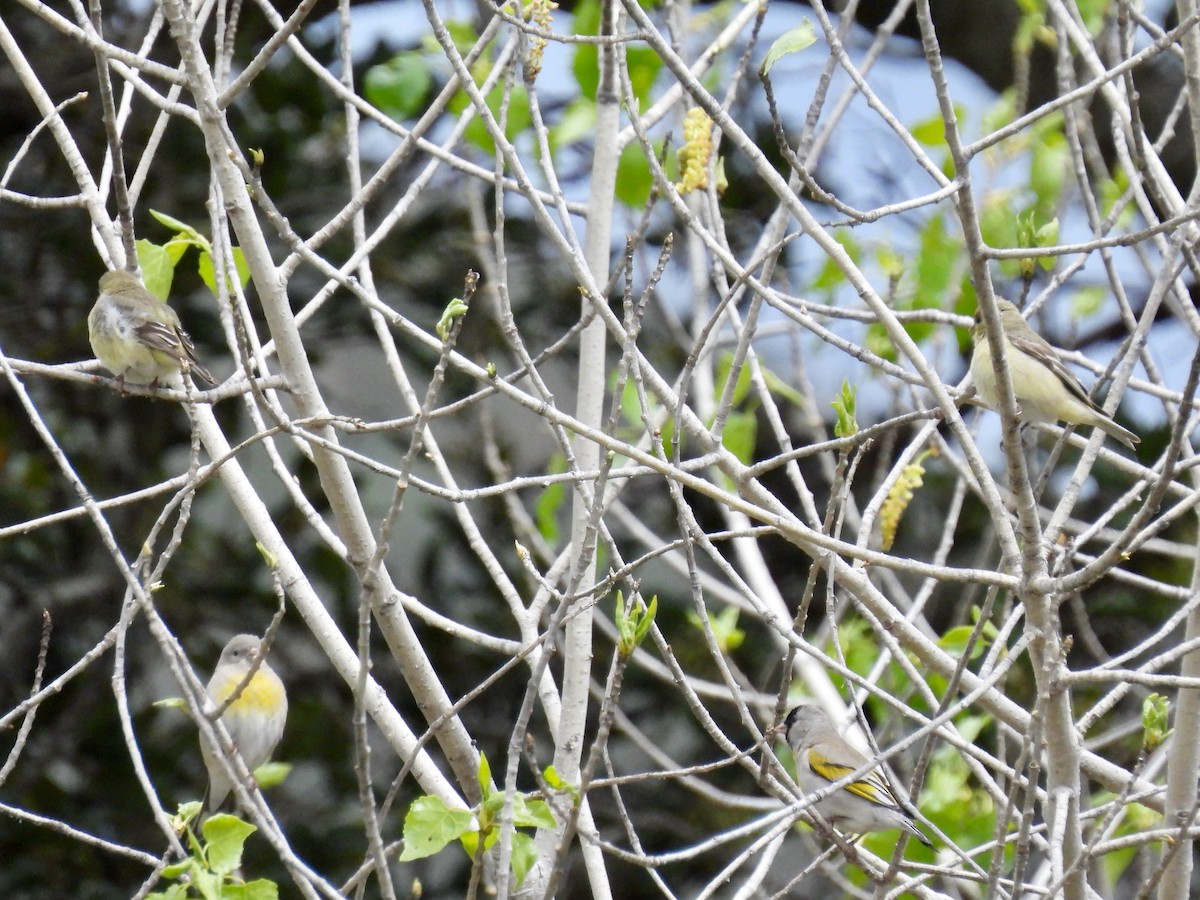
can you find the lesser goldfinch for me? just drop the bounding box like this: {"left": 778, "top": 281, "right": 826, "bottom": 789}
{"left": 970, "top": 299, "right": 1138, "bottom": 449}
{"left": 88, "top": 270, "right": 215, "bottom": 389}
{"left": 201, "top": 634, "right": 287, "bottom": 814}
{"left": 784, "top": 704, "right": 932, "bottom": 846}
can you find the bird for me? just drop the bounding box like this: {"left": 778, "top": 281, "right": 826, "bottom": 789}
{"left": 784, "top": 704, "right": 932, "bottom": 846}
{"left": 200, "top": 634, "right": 288, "bottom": 815}
{"left": 969, "top": 299, "right": 1138, "bottom": 450}
{"left": 88, "top": 269, "right": 215, "bottom": 389}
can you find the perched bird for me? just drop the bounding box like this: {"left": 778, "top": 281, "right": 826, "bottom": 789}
{"left": 784, "top": 704, "right": 931, "bottom": 846}
{"left": 201, "top": 634, "right": 288, "bottom": 814}
{"left": 969, "top": 299, "right": 1138, "bottom": 450}
{"left": 88, "top": 270, "right": 215, "bottom": 389}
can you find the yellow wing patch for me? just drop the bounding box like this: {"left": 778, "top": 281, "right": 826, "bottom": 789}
{"left": 807, "top": 749, "right": 899, "bottom": 808}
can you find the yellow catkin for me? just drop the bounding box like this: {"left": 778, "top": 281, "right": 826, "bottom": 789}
{"left": 677, "top": 107, "right": 714, "bottom": 194}
{"left": 524, "top": 0, "right": 557, "bottom": 80}
{"left": 880, "top": 462, "right": 926, "bottom": 552}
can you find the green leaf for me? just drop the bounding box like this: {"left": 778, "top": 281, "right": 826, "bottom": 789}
{"left": 1035, "top": 222, "right": 1059, "bottom": 271}
{"left": 1034, "top": 217, "right": 1059, "bottom": 246}
{"left": 615, "top": 590, "right": 630, "bottom": 643}
{"left": 512, "top": 795, "right": 557, "bottom": 830}
{"left": 400, "top": 795, "right": 476, "bottom": 861}
{"left": 830, "top": 378, "right": 858, "bottom": 438}
{"left": 955, "top": 712, "right": 989, "bottom": 745}
{"left": 477, "top": 752, "right": 492, "bottom": 797}
{"left": 1099, "top": 168, "right": 1132, "bottom": 221}
{"left": 255, "top": 541, "right": 277, "bottom": 569}
{"left": 550, "top": 97, "right": 597, "bottom": 152}
{"left": 480, "top": 790, "right": 506, "bottom": 823}
{"left": 836, "top": 618, "right": 879, "bottom": 683}
{"left": 154, "top": 696, "right": 187, "bottom": 710}
{"left": 715, "top": 606, "right": 744, "bottom": 652}
{"left": 625, "top": 47, "right": 662, "bottom": 110}
{"left": 462, "top": 84, "right": 531, "bottom": 154}
{"left": 922, "top": 746, "right": 971, "bottom": 810}
{"left": 198, "top": 247, "right": 251, "bottom": 297}
{"left": 534, "top": 455, "right": 568, "bottom": 545}
{"left": 543, "top": 765, "right": 568, "bottom": 790}
{"left": 1029, "top": 129, "right": 1067, "bottom": 215}
{"left": 619, "top": 374, "right": 643, "bottom": 426}
{"left": 877, "top": 245, "right": 905, "bottom": 280}
{"left": 760, "top": 20, "right": 818, "bottom": 76}
{"left": 955, "top": 273, "right": 979, "bottom": 354}
{"left": 1015, "top": 212, "right": 1035, "bottom": 251}
{"left": 149, "top": 209, "right": 205, "bottom": 243}
{"left": 136, "top": 240, "right": 175, "bottom": 301}
{"left": 223, "top": 881, "right": 279, "bottom": 900}
{"left": 616, "top": 591, "right": 657, "bottom": 656}
{"left": 1093, "top": 797, "right": 1160, "bottom": 885}
{"left": 193, "top": 869, "right": 222, "bottom": 900}
{"left": 443, "top": 20, "right": 480, "bottom": 58}
{"left": 1072, "top": 286, "right": 1106, "bottom": 317}
{"left": 922, "top": 715, "right": 991, "bottom": 833}
{"left": 159, "top": 860, "right": 192, "bottom": 880}
{"left": 1014, "top": 5, "right": 1047, "bottom": 55}
{"left": 982, "top": 89, "right": 1018, "bottom": 135}
{"left": 938, "top": 624, "right": 989, "bottom": 661}
{"left": 911, "top": 112, "right": 947, "bottom": 147}
{"left": 202, "top": 814, "right": 256, "bottom": 875}
{"left": 436, "top": 297, "right": 469, "bottom": 341}
{"left": 980, "top": 191, "right": 1020, "bottom": 266}
{"left": 721, "top": 410, "right": 757, "bottom": 464}
{"left": 615, "top": 142, "right": 653, "bottom": 208}
{"left": 863, "top": 323, "right": 894, "bottom": 362}
{"left": 571, "top": 0, "right": 602, "bottom": 98}
{"left": 459, "top": 823, "right": 499, "bottom": 859}
{"left": 687, "top": 605, "right": 744, "bottom": 654}
{"left": 163, "top": 237, "right": 192, "bottom": 264}
{"left": 1143, "top": 693, "right": 1171, "bottom": 752}
{"left": 813, "top": 230, "right": 860, "bottom": 291}
{"left": 714, "top": 352, "right": 753, "bottom": 409}
{"left": 1013, "top": 211, "right": 1059, "bottom": 275}
{"left": 915, "top": 214, "right": 959, "bottom": 308}
{"left": 146, "top": 886, "right": 189, "bottom": 900}
{"left": 175, "top": 800, "right": 203, "bottom": 826}
{"left": 364, "top": 52, "right": 432, "bottom": 119}
{"left": 252, "top": 761, "right": 291, "bottom": 790}
{"left": 1076, "top": 0, "right": 1111, "bottom": 33}
{"left": 632, "top": 595, "right": 657, "bottom": 650}
{"left": 760, "top": 365, "right": 805, "bottom": 408}
{"left": 510, "top": 831, "right": 538, "bottom": 886}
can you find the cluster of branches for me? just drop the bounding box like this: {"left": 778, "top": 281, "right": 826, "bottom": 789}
{"left": 3, "top": 0, "right": 1200, "bottom": 897}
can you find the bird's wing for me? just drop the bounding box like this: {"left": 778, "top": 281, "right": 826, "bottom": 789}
{"left": 1007, "top": 329, "right": 1098, "bottom": 408}
{"left": 805, "top": 748, "right": 901, "bottom": 810}
{"left": 134, "top": 316, "right": 214, "bottom": 383}
{"left": 134, "top": 320, "right": 189, "bottom": 357}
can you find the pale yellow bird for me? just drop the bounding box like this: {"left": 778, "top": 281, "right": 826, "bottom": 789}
{"left": 785, "top": 705, "right": 932, "bottom": 846}
{"left": 970, "top": 300, "right": 1138, "bottom": 450}
{"left": 88, "top": 270, "right": 214, "bottom": 389}
{"left": 201, "top": 634, "right": 288, "bottom": 814}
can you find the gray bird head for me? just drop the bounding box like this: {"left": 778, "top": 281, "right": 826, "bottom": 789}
{"left": 972, "top": 299, "right": 1023, "bottom": 340}
{"left": 218, "top": 634, "right": 265, "bottom": 667}
{"left": 98, "top": 269, "right": 146, "bottom": 296}
{"left": 784, "top": 704, "right": 834, "bottom": 750}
